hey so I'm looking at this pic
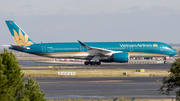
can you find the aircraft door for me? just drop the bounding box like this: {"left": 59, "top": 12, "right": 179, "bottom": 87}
{"left": 160, "top": 44, "right": 164, "bottom": 51}
{"left": 42, "top": 46, "right": 46, "bottom": 52}
{"left": 80, "top": 46, "right": 84, "bottom": 52}
{"left": 129, "top": 45, "right": 133, "bottom": 51}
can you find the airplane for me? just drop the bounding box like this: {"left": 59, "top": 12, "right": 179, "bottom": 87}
{"left": 5, "top": 20, "right": 177, "bottom": 65}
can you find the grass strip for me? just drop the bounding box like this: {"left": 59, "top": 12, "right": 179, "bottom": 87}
{"left": 22, "top": 68, "right": 169, "bottom": 77}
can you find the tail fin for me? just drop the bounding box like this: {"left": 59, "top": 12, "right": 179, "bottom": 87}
{"left": 5, "top": 20, "right": 35, "bottom": 46}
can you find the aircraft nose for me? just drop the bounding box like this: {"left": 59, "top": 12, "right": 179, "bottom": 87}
{"left": 173, "top": 49, "right": 177, "bottom": 56}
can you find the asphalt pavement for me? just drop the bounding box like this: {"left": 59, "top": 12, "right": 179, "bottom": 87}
{"left": 25, "top": 76, "right": 175, "bottom": 99}
{"left": 21, "top": 62, "right": 172, "bottom": 70}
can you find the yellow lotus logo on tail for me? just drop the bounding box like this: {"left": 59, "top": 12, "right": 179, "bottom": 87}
{"left": 12, "top": 29, "right": 33, "bottom": 46}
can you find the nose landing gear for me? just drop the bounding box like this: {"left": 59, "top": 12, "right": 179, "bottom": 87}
{"left": 164, "top": 61, "right": 167, "bottom": 64}
{"left": 163, "top": 57, "right": 167, "bottom": 64}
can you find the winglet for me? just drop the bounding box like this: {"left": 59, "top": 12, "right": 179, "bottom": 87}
{"left": 78, "top": 40, "right": 87, "bottom": 47}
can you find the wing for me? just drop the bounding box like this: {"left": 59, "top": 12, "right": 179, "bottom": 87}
{"left": 78, "top": 40, "right": 122, "bottom": 56}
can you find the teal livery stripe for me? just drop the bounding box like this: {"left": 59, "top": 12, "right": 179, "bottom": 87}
{"left": 35, "top": 52, "right": 88, "bottom": 55}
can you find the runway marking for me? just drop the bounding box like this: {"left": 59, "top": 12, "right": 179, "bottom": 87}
{"left": 88, "top": 80, "right": 133, "bottom": 83}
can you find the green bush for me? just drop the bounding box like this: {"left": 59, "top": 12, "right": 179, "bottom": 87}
{"left": 0, "top": 49, "right": 24, "bottom": 101}
{"left": 0, "top": 49, "right": 47, "bottom": 101}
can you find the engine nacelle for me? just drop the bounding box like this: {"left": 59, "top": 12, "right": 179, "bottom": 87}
{"left": 113, "top": 52, "right": 129, "bottom": 62}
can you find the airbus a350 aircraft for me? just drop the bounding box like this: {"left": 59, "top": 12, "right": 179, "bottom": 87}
{"left": 5, "top": 20, "right": 177, "bottom": 65}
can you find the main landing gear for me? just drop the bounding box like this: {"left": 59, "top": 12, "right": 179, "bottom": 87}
{"left": 84, "top": 61, "right": 101, "bottom": 65}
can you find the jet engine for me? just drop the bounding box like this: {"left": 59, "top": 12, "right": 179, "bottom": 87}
{"left": 112, "top": 52, "right": 129, "bottom": 62}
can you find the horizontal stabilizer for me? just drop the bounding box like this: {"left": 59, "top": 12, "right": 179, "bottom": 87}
{"left": 10, "top": 45, "right": 30, "bottom": 50}
{"left": 2, "top": 45, "right": 11, "bottom": 47}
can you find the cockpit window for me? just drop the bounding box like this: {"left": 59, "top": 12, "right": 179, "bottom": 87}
{"left": 169, "top": 46, "right": 172, "bottom": 48}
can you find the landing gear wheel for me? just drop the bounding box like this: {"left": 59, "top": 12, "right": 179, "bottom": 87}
{"left": 90, "top": 62, "right": 95, "bottom": 65}
{"left": 164, "top": 61, "right": 167, "bottom": 64}
{"left": 84, "top": 61, "right": 101, "bottom": 65}
{"left": 84, "top": 62, "right": 89, "bottom": 65}
{"left": 96, "top": 62, "right": 101, "bottom": 65}
{"left": 163, "top": 57, "right": 167, "bottom": 64}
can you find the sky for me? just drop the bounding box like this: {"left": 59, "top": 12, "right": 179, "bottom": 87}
{"left": 1, "top": 0, "right": 180, "bottom": 45}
